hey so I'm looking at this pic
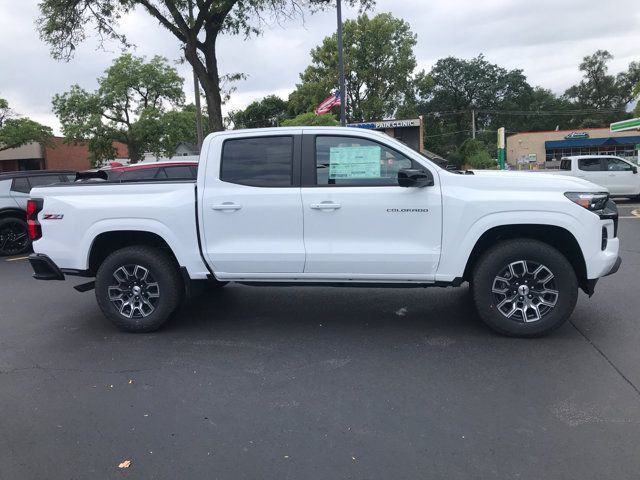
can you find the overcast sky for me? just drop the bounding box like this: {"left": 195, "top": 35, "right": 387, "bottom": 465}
{"left": 1, "top": 0, "right": 639, "bottom": 134}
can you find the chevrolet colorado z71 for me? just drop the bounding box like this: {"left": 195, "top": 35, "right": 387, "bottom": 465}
{"left": 27, "top": 127, "right": 621, "bottom": 337}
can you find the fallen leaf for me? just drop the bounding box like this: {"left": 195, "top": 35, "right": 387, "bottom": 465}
{"left": 118, "top": 460, "right": 131, "bottom": 469}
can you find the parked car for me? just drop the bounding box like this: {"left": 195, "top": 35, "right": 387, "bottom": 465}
{"left": 0, "top": 170, "right": 75, "bottom": 256}
{"left": 550, "top": 155, "right": 640, "bottom": 199}
{"left": 27, "top": 127, "right": 620, "bottom": 337}
{"left": 76, "top": 161, "right": 198, "bottom": 183}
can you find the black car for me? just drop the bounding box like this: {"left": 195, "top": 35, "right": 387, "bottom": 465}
{"left": 0, "top": 170, "right": 75, "bottom": 256}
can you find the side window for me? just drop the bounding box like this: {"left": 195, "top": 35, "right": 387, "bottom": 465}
{"left": 11, "top": 177, "right": 30, "bottom": 193}
{"left": 315, "top": 136, "right": 413, "bottom": 186}
{"left": 606, "top": 158, "right": 632, "bottom": 171}
{"left": 164, "top": 165, "right": 195, "bottom": 179}
{"left": 154, "top": 169, "right": 168, "bottom": 179}
{"left": 28, "top": 176, "right": 60, "bottom": 188}
{"left": 61, "top": 174, "right": 76, "bottom": 182}
{"left": 560, "top": 159, "right": 572, "bottom": 171}
{"left": 221, "top": 136, "right": 293, "bottom": 187}
{"left": 120, "top": 168, "right": 158, "bottom": 181}
{"left": 578, "top": 158, "right": 603, "bottom": 172}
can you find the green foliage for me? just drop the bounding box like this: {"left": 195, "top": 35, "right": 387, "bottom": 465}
{"left": 467, "top": 150, "right": 495, "bottom": 170}
{"left": 227, "top": 95, "right": 290, "bottom": 128}
{"left": 38, "top": 0, "right": 374, "bottom": 132}
{"left": 281, "top": 112, "right": 340, "bottom": 127}
{"left": 633, "top": 82, "right": 640, "bottom": 116}
{"left": 289, "top": 13, "right": 419, "bottom": 122}
{"left": 52, "top": 54, "right": 186, "bottom": 164}
{"left": 0, "top": 98, "right": 52, "bottom": 152}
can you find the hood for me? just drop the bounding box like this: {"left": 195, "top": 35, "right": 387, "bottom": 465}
{"left": 448, "top": 170, "right": 608, "bottom": 193}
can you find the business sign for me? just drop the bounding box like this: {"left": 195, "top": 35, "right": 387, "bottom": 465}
{"left": 565, "top": 132, "right": 590, "bottom": 140}
{"left": 610, "top": 117, "right": 640, "bottom": 133}
{"left": 347, "top": 119, "right": 421, "bottom": 130}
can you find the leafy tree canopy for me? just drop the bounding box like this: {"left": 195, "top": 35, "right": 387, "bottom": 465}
{"left": 52, "top": 53, "right": 186, "bottom": 163}
{"left": 227, "top": 95, "right": 290, "bottom": 128}
{"left": 288, "top": 13, "right": 419, "bottom": 122}
{"left": 0, "top": 97, "right": 52, "bottom": 152}
{"left": 281, "top": 112, "right": 339, "bottom": 126}
{"left": 38, "top": 0, "right": 374, "bottom": 132}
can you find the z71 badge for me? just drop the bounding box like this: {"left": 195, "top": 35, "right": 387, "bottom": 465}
{"left": 43, "top": 213, "right": 64, "bottom": 220}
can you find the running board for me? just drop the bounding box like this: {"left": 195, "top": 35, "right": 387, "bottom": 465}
{"left": 73, "top": 281, "right": 95, "bottom": 292}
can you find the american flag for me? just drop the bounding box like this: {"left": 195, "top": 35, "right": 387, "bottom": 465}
{"left": 314, "top": 90, "right": 342, "bottom": 115}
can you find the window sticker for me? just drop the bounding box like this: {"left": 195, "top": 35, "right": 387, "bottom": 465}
{"left": 329, "top": 146, "right": 381, "bottom": 179}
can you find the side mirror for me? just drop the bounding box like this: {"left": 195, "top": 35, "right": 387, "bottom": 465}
{"left": 398, "top": 168, "right": 434, "bottom": 188}
{"left": 633, "top": 166, "right": 638, "bottom": 174}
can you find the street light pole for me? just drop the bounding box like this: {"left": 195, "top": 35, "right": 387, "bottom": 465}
{"left": 336, "top": 0, "right": 346, "bottom": 127}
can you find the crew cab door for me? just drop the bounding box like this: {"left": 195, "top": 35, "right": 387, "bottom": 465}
{"left": 300, "top": 132, "right": 442, "bottom": 278}
{"left": 575, "top": 157, "right": 609, "bottom": 188}
{"left": 200, "top": 132, "right": 305, "bottom": 274}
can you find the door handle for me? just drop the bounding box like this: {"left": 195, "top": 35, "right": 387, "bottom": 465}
{"left": 211, "top": 202, "right": 242, "bottom": 211}
{"left": 310, "top": 202, "right": 341, "bottom": 210}
{"left": 609, "top": 174, "right": 616, "bottom": 177}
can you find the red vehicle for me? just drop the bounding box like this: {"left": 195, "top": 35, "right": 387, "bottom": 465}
{"left": 76, "top": 161, "right": 198, "bottom": 182}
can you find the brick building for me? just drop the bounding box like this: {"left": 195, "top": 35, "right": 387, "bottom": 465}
{"left": 0, "top": 137, "right": 128, "bottom": 172}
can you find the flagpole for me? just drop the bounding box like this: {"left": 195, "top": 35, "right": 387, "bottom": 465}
{"left": 336, "top": 0, "right": 346, "bottom": 126}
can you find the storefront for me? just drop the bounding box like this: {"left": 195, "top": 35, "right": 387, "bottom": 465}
{"left": 346, "top": 118, "right": 425, "bottom": 153}
{"left": 507, "top": 127, "right": 640, "bottom": 168}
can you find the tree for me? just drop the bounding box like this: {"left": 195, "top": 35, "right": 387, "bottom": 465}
{"left": 0, "top": 98, "right": 52, "bottom": 152}
{"left": 38, "top": 0, "right": 373, "bottom": 133}
{"left": 417, "top": 55, "right": 534, "bottom": 157}
{"left": 52, "top": 54, "right": 185, "bottom": 164}
{"left": 562, "top": 50, "right": 639, "bottom": 126}
{"left": 288, "top": 13, "right": 419, "bottom": 122}
{"left": 634, "top": 81, "right": 640, "bottom": 116}
{"left": 281, "top": 112, "right": 339, "bottom": 126}
{"left": 227, "top": 95, "right": 290, "bottom": 128}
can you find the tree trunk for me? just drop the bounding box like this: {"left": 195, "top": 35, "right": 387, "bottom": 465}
{"left": 185, "top": 33, "right": 224, "bottom": 132}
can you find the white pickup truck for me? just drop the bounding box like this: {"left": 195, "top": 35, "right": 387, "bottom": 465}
{"left": 554, "top": 155, "right": 640, "bottom": 198}
{"left": 27, "top": 127, "right": 621, "bottom": 337}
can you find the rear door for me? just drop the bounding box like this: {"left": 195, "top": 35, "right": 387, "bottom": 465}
{"left": 576, "top": 157, "right": 607, "bottom": 188}
{"left": 201, "top": 133, "right": 305, "bottom": 275}
{"left": 603, "top": 157, "right": 638, "bottom": 195}
{"left": 299, "top": 132, "right": 442, "bottom": 278}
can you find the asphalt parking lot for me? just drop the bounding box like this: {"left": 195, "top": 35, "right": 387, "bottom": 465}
{"left": 1, "top": 203, "right": 640, "bottom": 480}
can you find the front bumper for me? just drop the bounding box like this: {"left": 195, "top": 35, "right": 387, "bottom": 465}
{"left": 605, "top": 255, "right": 622, "bottom": 277}
{"left": 28, "top": 253, "right": 65, "bottom": 281}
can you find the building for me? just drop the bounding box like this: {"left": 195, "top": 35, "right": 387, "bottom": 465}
{"left": 0, "top": 137, "right": 129, "bottom": 172}
{"left": 507, "top": 127, "right": 640, "bottom": 169}
{"left": 346, "top": 118, "right": 425, "bottom": 153}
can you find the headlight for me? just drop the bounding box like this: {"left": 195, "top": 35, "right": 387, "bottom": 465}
{"left": 564, "top": 192, "right": 609, "bottom": 211}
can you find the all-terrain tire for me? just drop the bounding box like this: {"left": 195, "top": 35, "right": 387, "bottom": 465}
{"left": 472, "top": 239, "right": 579, "bottom": 337}
{"left": 95, "top": 246, "right": 182, "bottom": 332}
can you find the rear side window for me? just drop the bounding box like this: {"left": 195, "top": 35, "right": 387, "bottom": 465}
{"left": 119, "top": 168, "right": 158, "bottom": 181}
{"left": 578, "top": 158, "right": 603, "bottom": 172}
{"left": 221, "top": 137, "right": 293, "bottom": 187}
{"left": 29, "top": 175, "right": 60, "bottom": 188}
{"left": 11, "top": 177, "right": 30, "bottom": 193}
{"left": 164, "top": 165, "right": 195, "bottom": 179}
{"left": 560, "top": 159, "right": 572, "bottom": 170}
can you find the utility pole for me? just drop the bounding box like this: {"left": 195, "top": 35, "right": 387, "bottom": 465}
{"left": 471, "top": 109, "right": 476, "bottom": 139}
{"left": 188, "top": 0, "right": 204, "bottom": 149}
{"left": 336, "top": 0, "right": 346, "bottom": 127}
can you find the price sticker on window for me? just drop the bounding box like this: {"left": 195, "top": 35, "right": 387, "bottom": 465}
{"left": 329, "top": 146, "right": 381, "bottom": 179}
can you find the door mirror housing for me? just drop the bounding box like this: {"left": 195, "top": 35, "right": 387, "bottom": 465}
{"left": 397, "top": 168, "right": 434, "bottom": 188}
{"left": 632, "top": 166, "right": 638, "bottom": 174}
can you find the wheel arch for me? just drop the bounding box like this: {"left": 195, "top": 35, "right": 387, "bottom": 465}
{"left": 88, "top": 230, "right": 180, "bottom": 277}
{"left": 0, "top": 207, "right": 26, "bottom": 220}
{"left": 462, "top": 224, "right": 589, "bottom": 294}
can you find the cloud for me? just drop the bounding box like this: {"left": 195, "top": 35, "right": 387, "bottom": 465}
{"left": 0, "top": 0, "right": 638, "bottom": 134}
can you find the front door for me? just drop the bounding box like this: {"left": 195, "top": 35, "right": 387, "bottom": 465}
{"left": 201, "top": 133, "right": 305, "bottom": 275}
{"left": 300, "top": 133, "right": 442, "bottom": 279}
{"left": 603, "top": 157, "right": 638, "bottom": 195}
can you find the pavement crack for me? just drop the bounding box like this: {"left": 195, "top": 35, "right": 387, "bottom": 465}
{"left": 570, "top": 320, "right": 640, "bottom": 398}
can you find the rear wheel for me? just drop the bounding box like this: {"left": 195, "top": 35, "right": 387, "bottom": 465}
{"left": 95, "top": 246, "right": 182, "bottom": 332}
{"left": 472, "top": 239, "right": 578, "bottom": 337}
{"left": 0, "top": 217, "right": 30, "bottom": 256}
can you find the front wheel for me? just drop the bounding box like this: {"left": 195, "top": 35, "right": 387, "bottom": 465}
{"left": 471, "top": 239, "right": 578, "bottom": 337}
{"left": 95, "top": 246, "right": 183, "bottom": 332}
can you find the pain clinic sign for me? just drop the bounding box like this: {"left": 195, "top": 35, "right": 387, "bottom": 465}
{"left": 347, "top": 119, "right": 421, "bottom": 129}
